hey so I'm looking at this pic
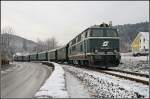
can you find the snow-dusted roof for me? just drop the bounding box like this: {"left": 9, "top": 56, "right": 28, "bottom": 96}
{"left": 15, "top": 52, "right": 29, "bottom": 56}
{"left": 139, "top": 32, "right": 149, "bottom": 40}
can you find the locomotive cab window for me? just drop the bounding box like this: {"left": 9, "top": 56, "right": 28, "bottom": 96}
{"left": 106, "top": 29, "right": 118, "bottom": 37}
{"left": 90, "top": 29, "right": 103, "bottom": 37}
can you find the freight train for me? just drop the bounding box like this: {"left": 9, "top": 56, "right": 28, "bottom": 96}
{"left": 14, "top": 23, "right": 121, "bottom": 67}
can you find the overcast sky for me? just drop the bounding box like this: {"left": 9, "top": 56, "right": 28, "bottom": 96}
{"left": 1, "top": 1, "right": 149, "bottom": 46}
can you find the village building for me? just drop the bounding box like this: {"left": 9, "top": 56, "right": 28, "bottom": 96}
{"left": 131, "top": 32, "right": 149, "bottom": 56}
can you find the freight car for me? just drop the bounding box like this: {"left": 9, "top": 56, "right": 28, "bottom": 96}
{"left": 57, "top": 45, "right": 68, "bottom": 63}
{"left": 15, "top": 55, "right": 23, "bottom": 61}
{"left": 38, "top": 51, "right": 48, "bottom": 61}
{"left": 23, "top": 55, "right": 30, "bottom": 62}
{"left": 48, "top": 49, "right": 57, "bottom": 62}
{"left": 30, "top": 53, "right": 38, "bottom": 61}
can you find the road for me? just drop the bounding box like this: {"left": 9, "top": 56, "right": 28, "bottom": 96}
{"left": 1, "top": 62, "right": 52, "bottom": 98}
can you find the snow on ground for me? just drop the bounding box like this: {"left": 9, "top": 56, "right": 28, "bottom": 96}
{"left": 110, "top": 53, "right": 149, "bottom": 74}
{"left": 34, "top": 62, "right": 68, "bottom": 98}
{"left": 64, "top": 70, "right": 93, "bottom": 98}
{"left": 121, "top": 53, "right": 149, "bottom": 62}
{"left": 1, "top": 62, "right": 19, "bottom": 75}
{"left": 63, "top": 65, "right": 149, "bottom": 98}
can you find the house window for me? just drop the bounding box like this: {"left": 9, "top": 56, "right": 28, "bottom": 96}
{"left": 143, "top": 38, "right": 145, "bottom": 42}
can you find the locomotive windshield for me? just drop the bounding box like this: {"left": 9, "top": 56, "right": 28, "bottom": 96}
{"left": 90, "top": 28, "right": 118, "bottom": 37}
{"left": 90, "top": 29, "right": 103, "bottom": 37}
{"left": 105, "top": 29, "right": 118, "bottom": 37}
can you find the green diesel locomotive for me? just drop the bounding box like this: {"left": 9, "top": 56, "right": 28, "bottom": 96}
{"left": 68, "top": 23, "right": 121, "bottom": 67}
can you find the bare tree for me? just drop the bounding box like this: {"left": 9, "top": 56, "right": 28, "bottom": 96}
{"left": 45, "top": 37, "right": 58, "bottom": 50}
{"left": 33, "top": 37, "right": 58, "bottom": 53}
{"left": 1, "top": 26, "right": 15, "bottom": 65}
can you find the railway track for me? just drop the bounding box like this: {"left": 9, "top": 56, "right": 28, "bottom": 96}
{"left": 64, "top": 64, "right": 149, "bottom": 85}
{"left": 104, "top": 68, "right": 149, "bottom": 78}
{"left": 96, "top": 69, "right": 149, "bottom": 85}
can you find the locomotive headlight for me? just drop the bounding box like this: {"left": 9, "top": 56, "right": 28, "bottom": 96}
{"left": 95, "top": 50, "right": 98, "bottom": 53}
{"left": 114, "top": 49, "right": 117, "bottom": 53}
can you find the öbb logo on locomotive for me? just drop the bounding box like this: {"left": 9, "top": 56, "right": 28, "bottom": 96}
{"left": 102, "top": 41, "right": 109, "bottom": 47}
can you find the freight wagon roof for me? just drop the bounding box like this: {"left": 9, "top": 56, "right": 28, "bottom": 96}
{"left": 30, "top": 52, "right": 38, "bottom": 55}
{"left": 14, "top": 52, "right": 29, "bottom": 56}
{"left": 48, "top": 49, "right": 57, "bottom": 52}
{"left": 38, "top": 51, "right": 48, "bottom": 54}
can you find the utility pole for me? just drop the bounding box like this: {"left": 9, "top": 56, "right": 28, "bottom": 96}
{"left": 0, "top": 31, "right": 1, "bottom": 67}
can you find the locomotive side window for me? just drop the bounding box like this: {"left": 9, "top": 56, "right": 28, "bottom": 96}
{"left": 81, "top": 32, "right": 85, "bottom": 40}
{"left": 106, "top": 29, "right": 118, "bottom": 37}
{"left": 77, "top": 34, "right": 81, "bottom": 42}
{"left": 69, "top": 42, "right": 72, "bottom": 46}
{"left": 76, "top": 37, "right": 78, "bottom": 43}
{"left": 72, "top": 38, "right": 76, "bottom": 45}
{"left": 90, "top": 29, "right": 103, "bottom": 37}
{"left": 85, "top": 31, "right": 88, "bottom": 38}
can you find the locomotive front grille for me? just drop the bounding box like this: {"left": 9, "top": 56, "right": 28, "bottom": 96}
{"left": 94, "top": 54, "right": 116, "bottom": 60}
{"left": 93, "top": 55, "right": 118, "bottom": 65}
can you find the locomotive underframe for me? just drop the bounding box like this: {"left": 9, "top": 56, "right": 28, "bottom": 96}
{"left": 68, "top": 52, "right": 120, "bottom": 67}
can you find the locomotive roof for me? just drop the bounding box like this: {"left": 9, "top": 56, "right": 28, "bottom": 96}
{"left": 14, "top": 52, "right": 30, "bottom": 56}
{"left": 67, "top": 24, "right": 116, "bottom": 44}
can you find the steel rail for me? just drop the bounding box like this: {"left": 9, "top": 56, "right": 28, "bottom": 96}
{"left": 105, "top": 68, "right": 149, "bottom": 78}
{"left": 95, "top": 69, "right": 149, "bottom": 85}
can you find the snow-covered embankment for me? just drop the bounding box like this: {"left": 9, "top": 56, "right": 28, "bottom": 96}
{"left": 34, "top": 62, "right": 68, "bottom": 98}
{"left": 63, "top": 65, "right": 149, "bottom": 98}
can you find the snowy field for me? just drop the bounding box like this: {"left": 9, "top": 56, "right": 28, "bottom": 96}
{"left": 111, "top": 53, "right": 149, "bottom": 74}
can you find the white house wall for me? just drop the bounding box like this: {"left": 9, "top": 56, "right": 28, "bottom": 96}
{"left": 140, "top": 35, "right": 149, "bottom": 51}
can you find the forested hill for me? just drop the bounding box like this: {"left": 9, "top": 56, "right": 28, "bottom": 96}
{"left": 114, "top": 21, "right": 149, "bottom": 52}
{"left": 1, "top": 33, "right": 37, "bottom": 55}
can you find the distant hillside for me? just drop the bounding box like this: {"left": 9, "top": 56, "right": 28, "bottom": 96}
{"left": 114, "top": 22, "right": 149, "bottom": 52}
{"left": 1, "top": 33, "right": 37, "bottom": 55}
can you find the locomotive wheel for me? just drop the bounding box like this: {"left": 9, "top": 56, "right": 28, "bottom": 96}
{"left": 114, "top": 59, "right": 120, "bottom": 66}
